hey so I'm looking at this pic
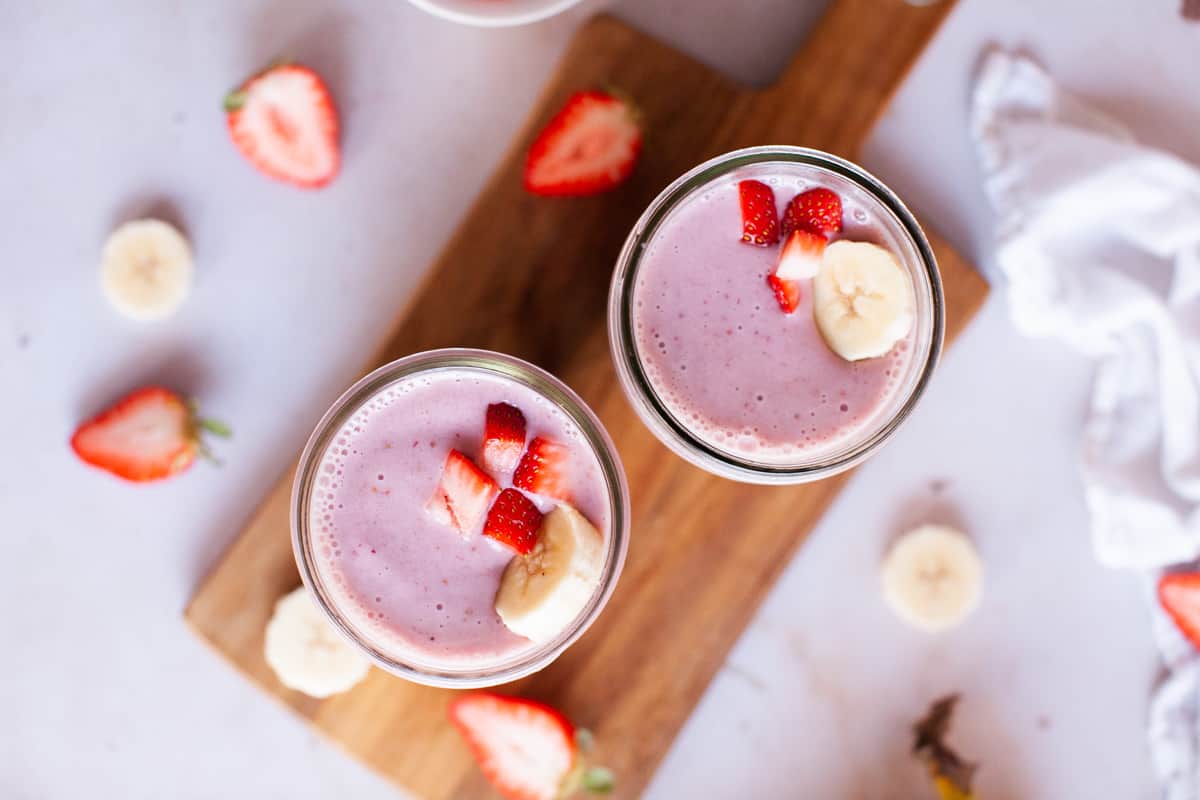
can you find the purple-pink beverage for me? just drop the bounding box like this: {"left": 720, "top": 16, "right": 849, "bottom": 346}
{"left": 632, "top": 168, "right": 916, "bottom": 463}
{"left": 308, "top": 368, "right": 610, "bottom": 668}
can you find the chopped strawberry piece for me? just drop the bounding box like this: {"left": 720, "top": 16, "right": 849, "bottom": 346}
{"left": 523, "top": 89, "right": 642, "bottom": 197}
{"left": 224, "top": 63, "right": 340, "bottom": 188}
{"left": 737, "top": 179, "right": 780, "bottom": 246}
{"left": 765, "top": 229, "right": 823, "bottom": 314}
{"left": 483, "top": 402, "right": 527, "bottom": 474}
{"left": 423, "top": 493, "right": 454, "bottom": 527}
{"left": 70, "top": 386, "right": 229, "bottom": 482}
{"left": 484, "top": 489, "right": 543, "bottom": 555}
{"left": 428, "top": 449, "right": 498, "bottom": 534}
{"left": 513, "top": 437, "right": 571, "bottom": 502}
{"left": 1160, "top": 573, "right": 1200, "bottom": 650}
{"left": 767, "top": 274, "right": 802, "bottom": 314}
{"left": 782, "top": 187, "right": 843, "bottom": 237}
{"left": 774, "top": 229, "right": 826, "bottom": 281}
{"left": 449, "top": 693, "right": 577, "bottom": 800}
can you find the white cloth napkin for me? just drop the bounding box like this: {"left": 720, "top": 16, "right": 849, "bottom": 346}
{"left": 970, "top": 50, "right": 1200, "bottom": 799}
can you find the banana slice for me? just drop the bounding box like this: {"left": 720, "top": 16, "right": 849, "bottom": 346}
{"left": 494, "top": 504, "right": 605, "bottom": 643}
{"left": 100, "top": 219, "right": 193, "bottom": 321}
{"left": 813, "top": 240, "right": 914, "bottom": 361}
{"left": 263, "top": 586, "right": 370, "bottom": 698}
{"left": 881, "top": 524, "right": 982, "bottom": 633}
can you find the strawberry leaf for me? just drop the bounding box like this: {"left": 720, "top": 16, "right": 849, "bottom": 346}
{"left": 581, "top": 766, "right": 615, "bottom": 794}
{"left": 574, "top": 728, "right": 594, "bottom": 753}
{"left": 223, "top": 90, "right": 247, "bottom": 112}
{"left": 197, "top": 442, "right": 224, "bottom": 467}
{"left": 199, "top": 417, "right": 233, "bottom": 438}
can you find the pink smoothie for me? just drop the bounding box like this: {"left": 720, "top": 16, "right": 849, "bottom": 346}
{"left": 307, "top": 368, "right": 611, "bottom": 668}
{"left": 632, "top": 168, "right": 916, "bottom": 463}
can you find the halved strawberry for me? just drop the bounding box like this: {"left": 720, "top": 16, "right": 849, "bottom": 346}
{"left": 483, "top": 402, "right": 527, "bottom": 474}
{"left": 70, "top": 386, "right": 230, "bottom": 482}
{"left": 1160, "top": 573, "right": 1200, "bottom": 650}
{"left": 782, "top": 187, "right": 843, "bottom": 237}
{"left": 738, "top": 179, "right": 780, "bottom": 246}
{"left": 449, "top": 693, "right": 577, "bottom": 800}
{"left": 766, "top": 274, "right": 802, "bottom": 314}
{"left": 774, "top": 228, "right": 826, "bottom": 281}
{"left": 523, "top": 89, "right": 641, "bottom": 197}
{"left": 513, "top": 437, "right": 571, "bottom": 502}
{"left": 224, "top": 63, "right": 339, "bottom": 188}
{"left": 428, "top": 449, "right": 499, "bottom": 534}
{"left": 484, "top": 488, "right": 543, "bottom": 555}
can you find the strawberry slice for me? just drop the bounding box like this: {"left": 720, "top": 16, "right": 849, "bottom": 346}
{"left": 774, "top": 228, "right": 826, "bottom": 281}
{"left": 766, "top": 274, "right": 802, "bottom": 314}
{"left": 1160, "top": 573, "right": 1200, "bottom": 650}
{"left": 483, "top": 402, "right": 528, "bottom": 474}
{"left": 513, "top": 437, "right": 571, "bottom": 502}
{"left": 424, "top": 493, "right": 454, "bottom": 527}
{"left": 449, "top": 693, "right": 577, "bottom": 800}
{"left": 484, "top": 488, "right": 543, "bottom": 555}
{"left": 782, "top": 187, "right": 843, "bottom": 237}
{"left": 70, "top": 386, "right": 230, "bottom": 482}
{"left": 428, "top": 449, "right": 499, "bottom": 534}
{"left": 224, "top": 63, "right": 340, "bottom": 188}
{"left": 523, "top": 89, "right": 642, "bottom": 197}
{"left": 737, "top": 179, "right": 780, "bottom": 246}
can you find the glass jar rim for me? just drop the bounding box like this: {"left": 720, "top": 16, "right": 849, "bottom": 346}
{"left": 290, "top": 348, "right": 631, "bottom": 688}
{"left": 607, "top": 145, "right": 945, "bottom": 484}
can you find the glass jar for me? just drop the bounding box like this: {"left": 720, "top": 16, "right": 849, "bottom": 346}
{"left": 291, "top": 348, "right": 630, "bottom": 688}
{"left": 608, "top": 146, "right": 944, "bottom": 484}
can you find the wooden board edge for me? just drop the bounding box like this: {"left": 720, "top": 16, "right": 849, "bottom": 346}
{"left": 183, "top": 461, "right": 295, "bottom": 624}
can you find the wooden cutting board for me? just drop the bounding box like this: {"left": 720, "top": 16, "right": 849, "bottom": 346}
{"left": 187, "top": 2, "right": 987, "bottom": 797}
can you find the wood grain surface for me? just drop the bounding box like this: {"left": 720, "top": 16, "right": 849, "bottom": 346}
{"left": 186, "top": 2, "right": 988, "bottom": 797}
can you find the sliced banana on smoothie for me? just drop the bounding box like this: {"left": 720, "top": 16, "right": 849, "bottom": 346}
{"left": 263, "top": 586, "right": 370, "bottom": 698}
{"left": 881, "top": 524, "right": 983, "bottom": 633}
{"left": 813, "top": 240, "right": 915, "bottom": 361}
{"left": 100, "top": 218, "right": 194, "bottom": 321}
{"left": 495, "top": 504, "right": 604, "bottom": 643}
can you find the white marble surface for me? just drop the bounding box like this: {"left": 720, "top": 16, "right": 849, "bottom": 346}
{"left": 3, "top": 1, "right": 1196, "bottom": 797}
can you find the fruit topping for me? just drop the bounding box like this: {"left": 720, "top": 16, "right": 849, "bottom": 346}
{"left": 782, "top": 186, "right": 843, "bottom": 237}
{"left": 812, "top": 240, "right": 915, "bottom": 361}
{"left": 427, "top": 449, "right": 499, "bottom": 534}
{"left": 483, "top": 402, "right": 528, "bottom": 474}
{"left": 484, "top": 488, "right": 544, "bottom": 555}
{"left": 737, "top": 179, "right": 780, "bottom": 246}
{"left": 513, "top": 437, "right": 572, "bottom": 502}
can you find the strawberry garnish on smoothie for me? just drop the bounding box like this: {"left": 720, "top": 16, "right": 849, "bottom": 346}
{"left": 782, "top": 186, "right": 844, "bottom": 237}
{"left": 513, "top": 437, "right": 572, "bottom": 502}
{"left": 449, "top": 693, "right": 615, "bottom": 800}
{"left": 224, "top": 63, "right": 340, "bottom": 188}
{"left": 418, "top": 400, "right": 610, "bottom": 648}
{"left": 484, "top": 488, "right": 543, "bottom": 555}
{"left": 427, "top": 449, "right": 499, "bottom": 534}
{"left": 737, "top": 179, "right": 780, "bottom": 246}
{"left": 483, "top": 402, "right": 528, "bottom": 474}
{"left": 766, "top": 274, "right": 801, "bottom": 314}
{"left": 523, "top": 89, "right": 642, "bottom": 197}
{"left": 70, "top": 386, "right": 231, "bottom": 482}
{"left": 767, "top": 228, "right": 826, "bottom": 313}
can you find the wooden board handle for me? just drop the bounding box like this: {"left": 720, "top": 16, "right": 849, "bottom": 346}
{"left": 758, "top": 0, "right": 958, "bottom": 155}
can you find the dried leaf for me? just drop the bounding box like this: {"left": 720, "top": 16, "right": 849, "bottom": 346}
{"left": 913, "top": 695, "right": 976, "bottom": 800}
